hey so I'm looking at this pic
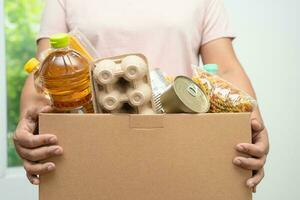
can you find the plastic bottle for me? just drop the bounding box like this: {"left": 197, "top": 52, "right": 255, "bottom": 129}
{"left": 203, "top": 64, "right": 218, "bottom": 75}
{"left": 37, "top": 49, "right": 52, "bottom": 62}
{"left": 38, "top": 33, "right": 94, "bottom": 113}
{"left": 37, "top": 34, "right": 94, "bottom": 62}
{"left": 24, "top": 58, "right": 44, "bottom": 94}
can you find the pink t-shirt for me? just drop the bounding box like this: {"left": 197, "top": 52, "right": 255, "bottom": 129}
{"left": 38, "top": 0, "right": 234, "bottom": 76}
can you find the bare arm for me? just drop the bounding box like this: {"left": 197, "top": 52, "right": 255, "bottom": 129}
{"left": 14, "top": 38, "right": 63, "bottom": 185}
{"left": 200, "top": 38, "right": 263, "bottom": 121}
{"left": 200, "top": 38, "right": 269, "bottom": 191}
{"left": 200, "top": 38, "right": 268, "bottom": 143}
{"left": 20, "top": 39, "right": 50, "bottom": 117}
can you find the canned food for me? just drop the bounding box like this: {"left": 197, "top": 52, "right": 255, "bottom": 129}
{"left": 150, "top": 68, "right": 170, "bottom": 97}
{"left": 156, "top": 76, "right": 210, "bottom": 113}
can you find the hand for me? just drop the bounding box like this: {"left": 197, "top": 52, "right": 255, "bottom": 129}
{"left": 13, "top": 105, "right": 63, "bottom": 185}
{"left": 233, "top": 118, "right": 269, "bottom": 192}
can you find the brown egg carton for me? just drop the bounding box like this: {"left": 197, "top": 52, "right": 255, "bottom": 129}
{"left": 92, "top": 54, "right": 155, "bottom": 114}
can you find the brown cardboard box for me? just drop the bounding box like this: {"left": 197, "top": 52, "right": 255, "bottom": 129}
{"left": 39, "top": 113, "right": 252, "bottom": 200}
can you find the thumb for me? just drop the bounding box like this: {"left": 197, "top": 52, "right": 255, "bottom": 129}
{"left": 25, "top": 105, "right": 52, "bottom": 120}
{"left": 24, "top": 105, "right": 53, "bottom": 135}
{"left": 39, "top": 105, "right": 53, "bottom": 114}
{"left": 251, "top": 118, "right": 264, "bottom": 132}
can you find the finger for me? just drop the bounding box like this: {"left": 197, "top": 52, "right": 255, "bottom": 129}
{"left": 14, "top": 132, "right": 58, "bottom": 148}
{"left": 247, "top": 169, "right": 265, "bottom": 192}
{"left": 24, "top": 160, "right": 56, "bottom": 176}
{"left": 233, "top": 156, "right": 266, "bottom": 170}
{"left": 251, "top": 118, "right": 265, "bottom": 132}
{"left": 252, "top": 186, "right": 257, "bottom": 193}
{"left": 25, "top": 105, "right": 53, "bottom": 122}
{"left": 24, "top": 106, "right": 53, "bottom": 132}
{"left": 236, "top": 143, "right": 267, "bottom": 158}
{"left": 40, "top": 105, "right": 53, "bottom": 113}
{"left": 18, "top": 145, "right": 63, "bottom": 162}
{"left": 26, "top": 172, "right": 40, "bottom": 185}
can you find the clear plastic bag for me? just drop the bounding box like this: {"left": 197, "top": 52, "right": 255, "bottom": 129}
{"left": 192, "top": 65, "right": 257, "bottom": 113}
{"left": 69, "top": 28, "right": 99, "bottom": 61}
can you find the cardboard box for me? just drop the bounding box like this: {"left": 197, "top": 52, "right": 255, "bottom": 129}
{"left": 39, "top": 113, "right": 252, "bottom": 200}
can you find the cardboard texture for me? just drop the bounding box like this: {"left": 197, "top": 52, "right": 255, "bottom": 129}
{"left": 39, "top": 113, "right": 252, "bottom": 200}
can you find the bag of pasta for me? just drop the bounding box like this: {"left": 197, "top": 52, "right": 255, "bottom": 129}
{"left": 192, "top": 64, "right": 257, "bottom": 113}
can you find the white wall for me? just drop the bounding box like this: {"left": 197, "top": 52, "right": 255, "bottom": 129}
{"left": 225, "top": 0, "right": 300, "bottom": 199}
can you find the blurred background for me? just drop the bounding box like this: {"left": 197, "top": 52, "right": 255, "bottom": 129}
{"left": 0, "top": 0, "right": 299, "bottom": 199}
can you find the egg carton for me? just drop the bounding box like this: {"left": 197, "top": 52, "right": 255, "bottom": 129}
{"left": 92, "top": 54, "right": 155, "bottom": 114}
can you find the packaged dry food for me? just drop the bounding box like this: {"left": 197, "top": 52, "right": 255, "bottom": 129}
{"left": 192, "top": 64, "right": 257, "bottom": 113}
{"left": 92, "top": 54, "right": 155, "bottom": 114}
{"left": 69, "top": 28, "right": 99, "bottom": 62}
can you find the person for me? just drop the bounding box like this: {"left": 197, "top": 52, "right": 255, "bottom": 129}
{"left": 13, "top": 0, "right": 269, "bottom": 192}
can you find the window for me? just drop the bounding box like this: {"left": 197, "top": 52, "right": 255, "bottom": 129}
{"left": 5, "top": 0, "right": 43, "bottom": 167}
{"left": 1, "top": 0, "right": 42, "bottom": 199}
{"left": 0, "top": 0, "right": 6, "bottom": 177}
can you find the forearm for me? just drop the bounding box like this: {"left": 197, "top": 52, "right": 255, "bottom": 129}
{"left": 217, "top": 63, "right": 263, "bottom": 122}
{"left": 20, "top": 38, "right": 50, "bottom": 118}
{"left": 201, "top": 38, "right": 263, "bottom": 121}
{"left": 200, "top": 38, "right": 269, "bottom": 152}
{"left": 206, "top": 58, "right": 269, "bottom": 154}
{"left": 20, "top": 75, "right": 50, "bottom": 118}
{"left": 201, "top": 40, "right": 269, "bottom": 187}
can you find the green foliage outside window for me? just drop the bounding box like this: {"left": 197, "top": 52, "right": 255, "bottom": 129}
{"left": 5, "top": 0, "right": 43, "bottom": 166}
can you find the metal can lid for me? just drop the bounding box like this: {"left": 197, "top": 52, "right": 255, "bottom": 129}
{"left": 174, "top": 76, "right": 210, "bottom": 113}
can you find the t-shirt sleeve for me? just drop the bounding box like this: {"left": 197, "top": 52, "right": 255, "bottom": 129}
{"left": 201, "top": 0, "right": 235, "bottom": 46}
{"left": 37, "top": 0, "right": 68, "bottom": 41}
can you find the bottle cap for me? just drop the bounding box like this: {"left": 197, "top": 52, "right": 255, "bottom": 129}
{"left": 50, "top": 33, "right": 70, "bottom": 49}
{"left": 203, "top": 64, "right": 218, "bottom": 74}
{"left": 24, "top": 58, "right": 40, "bottom": 73}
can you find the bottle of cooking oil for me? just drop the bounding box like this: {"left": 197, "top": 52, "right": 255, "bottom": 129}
{"left": 24, "top": 58, "right": 44, "bottom": 94}
{"left": 39, "top": 33, "right": 94, "bottom": 113}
